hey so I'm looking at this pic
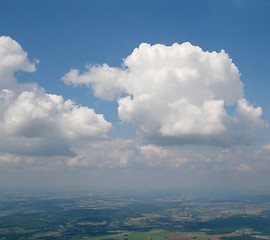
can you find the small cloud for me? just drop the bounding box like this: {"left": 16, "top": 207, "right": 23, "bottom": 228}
{"left": 263, "top": 143, "right": 270, "bottom": 151}
{"left": 236, "top": 163, "right": 251, "bottom": 172}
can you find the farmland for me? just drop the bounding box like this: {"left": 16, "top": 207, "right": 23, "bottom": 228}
{"left": 0, "top": 191, "right": 270, "bottom": 239}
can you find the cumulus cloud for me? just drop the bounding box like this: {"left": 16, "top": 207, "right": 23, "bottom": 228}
{"left": 69, "top": 140, "right": 188, "bottom": 170}
{"left": 0, "top": 36, "right": 111, "bottom": 157}
{"left": 0, "top": 36, "right": 38, "bottom": 89}
{"left": 67, "top": 139, "right": 137, "bottom": 168}
{"left": 140, "top": 144, "right": 188, "bottom": 168}
{"left": 63, "top": 64, "right": 125, "bottom": 101}
{"left": 1, "top": 89, "right": 111, "bottom": 139}
{"left": 234, "top": 99, "right": 266, "bottom": 141}
{"left": 63, "top": 42, "right": 265, "bottom": 146}
{"left": 65, "top": 140, "right": 188, "bottom": 170}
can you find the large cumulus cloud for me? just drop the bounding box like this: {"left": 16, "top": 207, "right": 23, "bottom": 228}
{"left": 63, "top": 42, "right": 265, "bottom": 146}
{"left": 0, "top": 36, "right": 111, "bottom": 157}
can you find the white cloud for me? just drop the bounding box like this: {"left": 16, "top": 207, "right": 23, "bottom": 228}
{"left": 234, "top": 98, "right": 266, "bottom": 141}
{"left": 2, "top": 135, "right": 270, "bottom": 188}
{"left": 67, "top": 139, "right": 137, "bottom": 168}
{"left": 140, "top": 144, "right": 188, "bottom": 168}
{"left": 63, "top": 42, "right": 265, "bottom": 146}
{"left": 0, "top": 36, "right": 111, "bottom": 157}
{"left": 263, "top": 143, "right": 270, "bottom": 151}
{"left": 0, "top": 36, "right": 38, "bottom": 89}
{"left": 63, "top": 64, "right": 125, "bottom": 101}
{"left": 236, "top": 163, "right": 251, "bottom": 172}
{"left": 60, "top": 140, "right": 189, "bottom": 170}
{"left": 64, "top": 140, "right": 189, "bottom": 170}
{"left": 0, "top": 153, "right": 23, "bottom": 164}
{"left": 1, "top": 90, "right": 111, "bottom": 140}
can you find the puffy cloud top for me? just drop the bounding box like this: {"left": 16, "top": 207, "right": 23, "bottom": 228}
{"left": 0, "top": 36, "right": 111, "bottom": 157}
{"left": 1, "top": 90, "right": 111, "bottom": 140}
{"left": 0, "top": 36, "right": 38, "bottom": 89}
{"left": 63, "top": 42, "right": 265, "bottom": 146}
{"left": 0, "top": 36, "right": 37, "bottom": 72}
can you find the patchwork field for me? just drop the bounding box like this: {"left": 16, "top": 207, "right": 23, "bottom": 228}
{"left": 0, "top": 191, "right": 270, "bottom": 239}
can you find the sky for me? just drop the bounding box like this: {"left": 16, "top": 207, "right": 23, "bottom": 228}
{"left": 0, "top": 0, "right": 270, "bottom": 192}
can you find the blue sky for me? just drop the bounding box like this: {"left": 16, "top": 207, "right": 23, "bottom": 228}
{"left": 0, "top": 0, "right": 270, "bottom": 191}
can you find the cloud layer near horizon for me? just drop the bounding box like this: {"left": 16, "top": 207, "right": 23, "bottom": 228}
{"left": 0, "top": 36, "right": 111, "bottom": 157}
{"left": 63, "top": 42, "right": 265, "bottom": 146}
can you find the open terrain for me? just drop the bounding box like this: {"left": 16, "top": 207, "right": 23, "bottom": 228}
{"left": 0, "top": 191, "right": 270, "bottom": 239}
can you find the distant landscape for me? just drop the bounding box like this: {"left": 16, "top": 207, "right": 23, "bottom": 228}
{"left": 1, "top": 2, "right": 270, "bottom": 240}
{"left": 1, "top": 191, "right": 270, "bottom": 240}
